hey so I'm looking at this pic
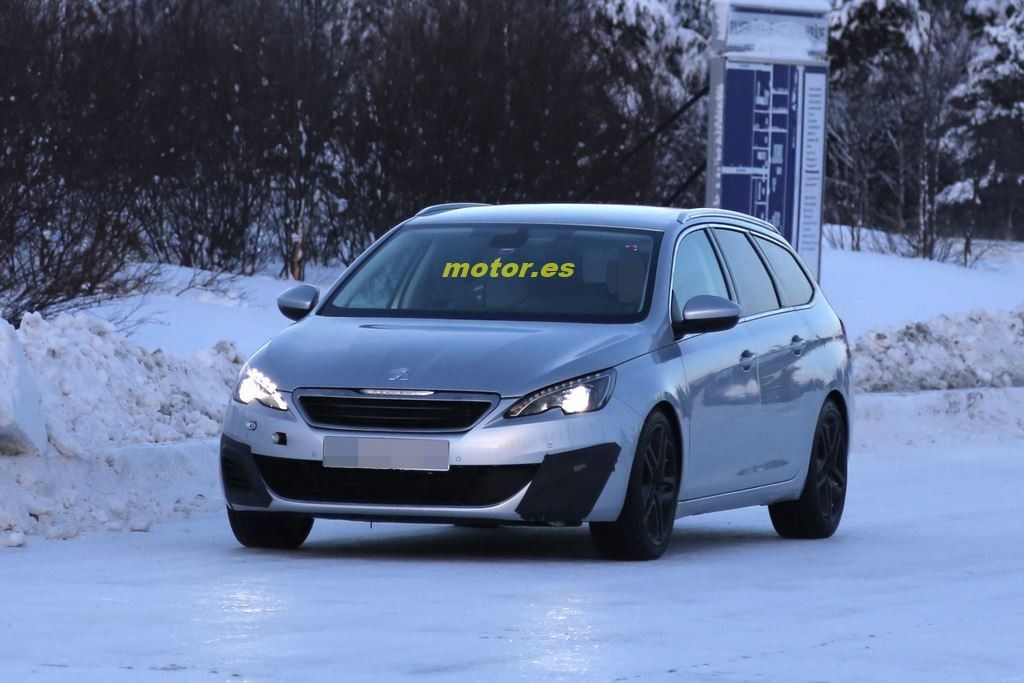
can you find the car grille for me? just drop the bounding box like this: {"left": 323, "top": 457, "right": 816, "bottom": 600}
{"left": 297, "top": 395, "right": 492, "bottom": 431}
{"left": 254, "top": 455, "right": 537, "bottom": 507}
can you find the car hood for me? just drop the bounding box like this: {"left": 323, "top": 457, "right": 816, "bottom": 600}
{"left": 247, "top": 316, "right": 657, "bottom": 397}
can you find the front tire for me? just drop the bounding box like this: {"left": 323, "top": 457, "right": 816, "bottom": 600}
{"left": 590, "top": 411, "right": 679, "bottom": 561}
{"left": 769, "top": 399, "right": 848, "bottom": 539}
{"left": 227, "top": 507, "right": 313, "bottom": 549}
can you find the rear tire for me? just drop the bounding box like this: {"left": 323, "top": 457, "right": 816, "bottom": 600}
{"left": 769, "top": 399, "right": 848, "bottom": 539}
{"left": 590, "top": 411, "right": 679, "bottom": 561}
{"left": 227, "top": 507, "right": 313, "bottom": 549}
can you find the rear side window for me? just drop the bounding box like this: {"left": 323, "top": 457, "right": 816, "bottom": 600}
{"left": 712, "top": 229, "right": 780, "bottom": 316}
{"left": 756, "top": 237, "right": 814, "bottom": 306}
{"left": 673, "top": 230, "right": 730, "bottom": 307}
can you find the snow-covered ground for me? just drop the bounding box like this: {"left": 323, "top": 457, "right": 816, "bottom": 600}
{"left": 87, "top": 264, "right": 342, "bottom": 357}
{"left": 820, "top": 241, "right": 1024, "bottom": 341}
{"left": 1, "top": 389, "right": 1022, "bottom": 681}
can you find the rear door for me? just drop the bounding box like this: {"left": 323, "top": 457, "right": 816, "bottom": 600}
{"left": 752, "top": 235, "right": 822, "bottom": 482}
{"left": 672, "top": 229, "right": 762, "bottom": 499}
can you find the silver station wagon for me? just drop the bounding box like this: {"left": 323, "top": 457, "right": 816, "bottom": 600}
{"left": 221, "top": 203, "right": 852, "bottom": 560}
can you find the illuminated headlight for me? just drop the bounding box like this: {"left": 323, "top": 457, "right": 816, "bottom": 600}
{"left": 505, "top": 369, "right": 615, "bottom": 418}
{"left": 234, "top": 367, "right": 288, "bottom": 411}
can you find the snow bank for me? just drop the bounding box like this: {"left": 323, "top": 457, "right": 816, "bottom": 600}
{"left": 0, "top": 313, "right": 243, "bottom": 543}
{"left": 0, "top": 320, "right": 47, "bottom": 455}
{"left": 16, "top": 313, "right": 244, "bottom": 452}
{"left": 0, "top": 439, "right": 218, "bottom": 542}
{"left": 853, "top": 307, "right": 1024, "bottom": 393}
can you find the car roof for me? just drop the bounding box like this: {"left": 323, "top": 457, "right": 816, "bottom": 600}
{"left": 406, "top": 203, "right": 683, "bottom": 231}
{"left": 404, "top": 203, "right": 779, "bottom": 236}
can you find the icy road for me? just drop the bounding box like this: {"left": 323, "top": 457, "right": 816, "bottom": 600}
{"left": 2, "top": 434, "right": 1023, "bottom": 680}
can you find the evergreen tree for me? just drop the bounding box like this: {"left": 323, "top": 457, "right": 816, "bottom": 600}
{"left": 944, "top": 0, "right": 1024, "bottom": 252}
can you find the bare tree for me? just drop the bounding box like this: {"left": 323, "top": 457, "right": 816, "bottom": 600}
{"left": 341, "top": 0, "right": 678, "bottom": 235}
{"left": 0, "top": 0, "right": 153, "bottom": 324}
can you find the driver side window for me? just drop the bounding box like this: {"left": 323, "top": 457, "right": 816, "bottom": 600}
{"left": 673, "top": 230, "right": 730, "bottom": 309}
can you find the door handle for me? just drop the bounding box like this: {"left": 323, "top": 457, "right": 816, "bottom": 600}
{"left": 739, "top": 349, "right": 757, "bottom": 371}
{"left": 790, "top": 335, "right": 806, "bottom": 355}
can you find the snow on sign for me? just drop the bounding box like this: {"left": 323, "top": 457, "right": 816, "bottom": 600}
{"left": 706, "top": 0, "right": 830, "bottom": 279}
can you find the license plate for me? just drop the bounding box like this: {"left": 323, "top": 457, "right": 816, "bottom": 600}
{"left": 322, "top": 436, "right": 450, "bottom": 471}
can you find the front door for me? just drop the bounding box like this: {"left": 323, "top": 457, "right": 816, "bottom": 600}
{"left": 672, "top": 229, "right": 763, "bottom": 499}
{"left": 707, "top": 227, "right": 794, "bottom": 492}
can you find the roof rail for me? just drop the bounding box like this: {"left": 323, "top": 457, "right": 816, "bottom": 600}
{"left": 682, "top": 208, "right": 780, "bottom": 234}
{"left": 414, "top": 202, "right": 491, "bottom": 217}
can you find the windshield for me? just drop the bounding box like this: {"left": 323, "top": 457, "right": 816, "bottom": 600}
{"left": 321, "top": 223, "right": 661, "bottom": 322}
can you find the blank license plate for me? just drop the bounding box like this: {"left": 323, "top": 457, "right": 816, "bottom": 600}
{"left": 323, "top": 437, "right": 449, "bottom": 471}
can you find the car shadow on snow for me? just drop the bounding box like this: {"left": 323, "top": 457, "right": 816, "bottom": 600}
{"left": 253, "top": 521, "right": 782, "bottom": 564}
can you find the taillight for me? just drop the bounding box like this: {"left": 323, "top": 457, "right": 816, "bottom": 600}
{"left": 839, "top": 318, "right": 852, "bottom": 360}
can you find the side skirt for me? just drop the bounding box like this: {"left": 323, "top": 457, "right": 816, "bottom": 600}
{"left": 676, "top": 477, "right": 803, "bottom": 518}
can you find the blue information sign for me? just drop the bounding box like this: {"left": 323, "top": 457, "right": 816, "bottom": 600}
{"left": 717, "top": 62, "right": 827, "bottom": 276}
{"left": 705, "top": 1, "right": 830, "bottom": 278}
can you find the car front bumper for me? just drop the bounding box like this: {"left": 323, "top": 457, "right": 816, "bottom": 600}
{"left": 220, "top": 394, "right": 642, "bottom": 524}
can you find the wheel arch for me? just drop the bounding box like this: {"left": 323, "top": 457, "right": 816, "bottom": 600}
{"left": 650, "top": 400, "right": 683, "bottom": 480}
{"left": 826, "top": 389, "right": 850, "bottom": 427}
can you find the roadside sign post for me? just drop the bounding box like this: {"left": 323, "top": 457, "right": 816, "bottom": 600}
{"left": 705, "top": 0, "right": 830, "bottom": 278}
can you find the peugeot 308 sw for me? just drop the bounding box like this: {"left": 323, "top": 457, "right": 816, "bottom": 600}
{"left": 221, "top": 204, "right": 851, "bottom": 560}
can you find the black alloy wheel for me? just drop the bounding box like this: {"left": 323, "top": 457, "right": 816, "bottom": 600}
{"left": 769, "top": 399, "right": 848, "bottom": 539}
{"left": 640, "top": 419, "right": 678, "bottom": 546}
{"left": 590, "top": 411, "right": 680, "bottom": 560}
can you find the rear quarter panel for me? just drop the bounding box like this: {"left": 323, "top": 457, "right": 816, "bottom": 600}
{"left": 795, "top": 296, "right": 854, "bottom": 471}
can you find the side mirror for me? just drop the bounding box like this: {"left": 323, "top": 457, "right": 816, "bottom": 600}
{"left": 672, "top": 294, "right": 741, "bottom": 338}
{"left": 277, "top": 284, "right": 319, "bottom": 321}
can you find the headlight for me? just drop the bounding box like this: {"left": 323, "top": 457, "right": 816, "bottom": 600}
{"left": 234, "top": 367, "right": 288, "bottom": 411}
{"left": 505, "top": 369, "right": 615, "bottom": 418}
